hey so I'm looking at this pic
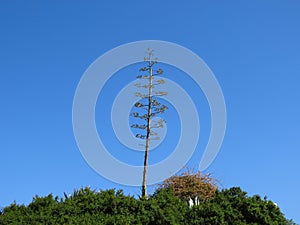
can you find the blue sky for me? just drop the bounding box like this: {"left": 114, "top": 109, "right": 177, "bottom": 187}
{"left": 1, "top": 0, "right": 300, "bottom": 222}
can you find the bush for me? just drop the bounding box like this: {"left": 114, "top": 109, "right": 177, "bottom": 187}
{"left": 0, "top": 187, "right": 295, "bottom": 224}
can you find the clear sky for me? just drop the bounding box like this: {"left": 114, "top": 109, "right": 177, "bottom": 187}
{"left": 1, "top": 1, "right": 300, "bottom": 223}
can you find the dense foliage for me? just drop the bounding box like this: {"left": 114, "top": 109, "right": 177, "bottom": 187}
{"left": 0, "top": 187, "right": 295, "bottom": 225}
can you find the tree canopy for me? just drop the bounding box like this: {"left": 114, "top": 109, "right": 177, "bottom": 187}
{"left": 0, "top": 186, "right": 295, "bottom": 225}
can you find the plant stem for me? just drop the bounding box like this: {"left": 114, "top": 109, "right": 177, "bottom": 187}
{"left": 141, "top": 57, "right": 153, "bottom": 198}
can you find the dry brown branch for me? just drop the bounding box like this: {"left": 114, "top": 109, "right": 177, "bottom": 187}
{"left": 159, "top": 170, "right": 218, "bottom": 201}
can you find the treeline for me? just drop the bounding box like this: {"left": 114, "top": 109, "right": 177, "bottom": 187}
{"left": 0, "top": 187, "right": 295, "bottom": 225}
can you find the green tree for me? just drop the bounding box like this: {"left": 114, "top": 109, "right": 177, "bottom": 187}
{"left": 131, "top": 48, "right": 168, "bottom": 198}
{"left": 185, "top": 187, "right": 295, "bottom": 225}
{"left": 0, "top": 186, "right": 296, "bottom": 224}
